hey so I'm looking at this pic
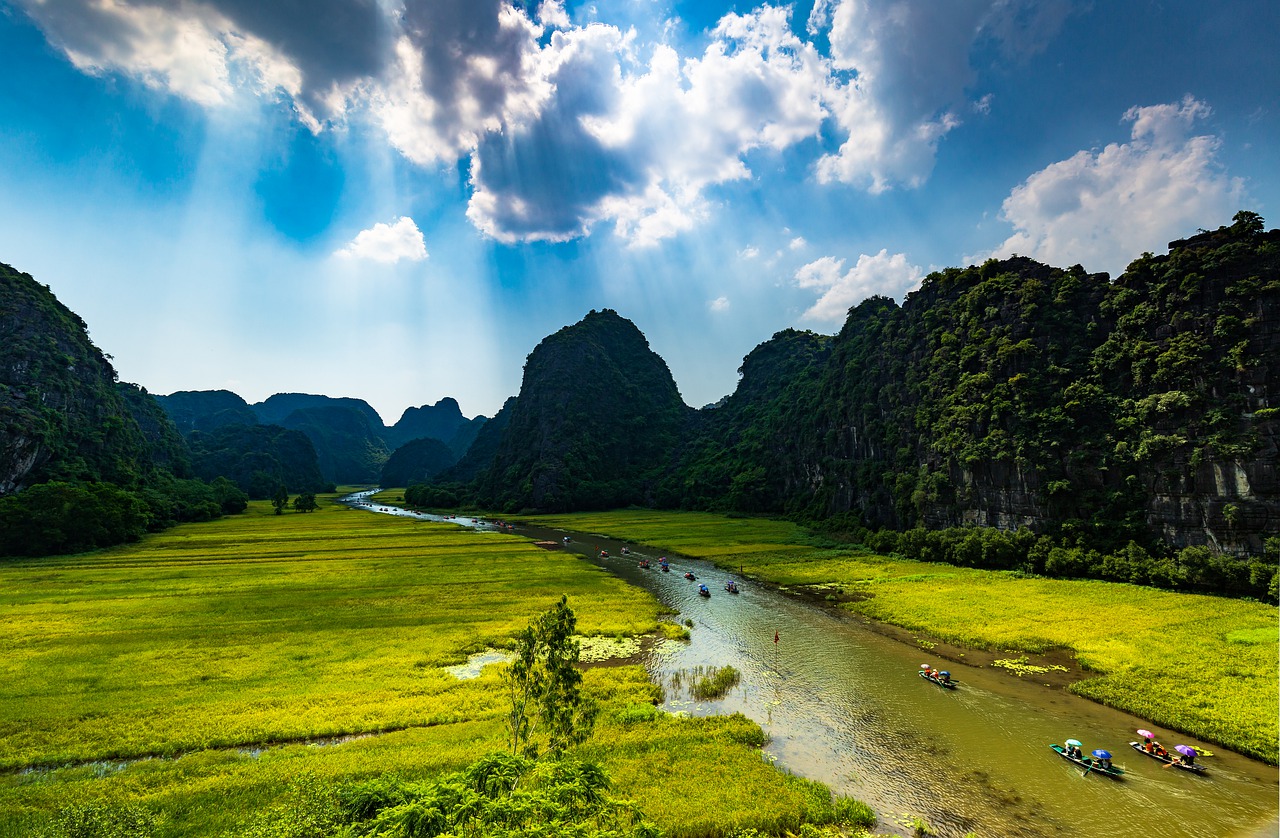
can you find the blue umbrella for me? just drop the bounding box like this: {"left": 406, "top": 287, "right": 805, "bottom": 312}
{"left": 939, "top": 671, "right": 950, "bottom": 677}
{"left": 1092, "top": 749, "right": 1112, "bottom": 759}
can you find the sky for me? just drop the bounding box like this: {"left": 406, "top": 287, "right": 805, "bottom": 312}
{"left": 1, "top": 0, "right": 1277, "bottom": 423}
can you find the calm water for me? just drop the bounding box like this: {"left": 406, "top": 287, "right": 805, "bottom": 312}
{"left": 346, "top": 495, "right": 1280, "bottom": 837}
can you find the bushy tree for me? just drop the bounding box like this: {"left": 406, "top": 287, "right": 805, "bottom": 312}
{"left": 271, "top": 484, "right": 289, "bottom": 515}
{"left": 504, "top": 596, "right": 598, "bottom": 759}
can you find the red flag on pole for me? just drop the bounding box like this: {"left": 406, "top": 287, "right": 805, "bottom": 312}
{"left": 773, "top": 630, "right": 779, "bottom": 644}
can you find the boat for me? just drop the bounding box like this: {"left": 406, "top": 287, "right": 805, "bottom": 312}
{"left": 599, "top": 550, "right": 609, "bottom": 558}
{"left": 638, "top": 559, "right": 651, "bottom": 569}
{"left": 661, "top": 564, "right": 670, "bottom": 572}
{"left": 1050, "top": 744, "right": 1125, "bottom": 779}
{"left": 684, "top": 572, "right": 696, "bottom": 581}
{"left": 724, "top": 580, "right": 739, "bottom": 594}
{"left": 698, "top": 584, "right": 711, "bottom": 598}
{"left": 918, "top": 665, "right": 958, "bottom": 688}
{"left": 1128, "top": 742, "right": 1207, "bottom": 773}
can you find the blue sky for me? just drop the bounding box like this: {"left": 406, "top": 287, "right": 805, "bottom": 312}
{"left": 1, "top": 0, "right": 1276, "bottom": 422}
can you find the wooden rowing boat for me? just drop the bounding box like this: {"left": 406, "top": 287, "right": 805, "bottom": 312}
{"left": 1128, "top": 742, "right": 1207, "bottom": 773}
{"left": 1050, "top": 744, "right": 1125, "bottom": 778}
{"left": 919, "top": 670, "right": 958, "bottom": 689}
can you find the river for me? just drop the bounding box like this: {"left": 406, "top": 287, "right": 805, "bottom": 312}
{"left": 345, "top": 493, "right": 1280, "bottom": 837}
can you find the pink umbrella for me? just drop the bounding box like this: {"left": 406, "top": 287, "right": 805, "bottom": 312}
{"left": 1137, "top": 729, "right": 1154, "bottom": 739}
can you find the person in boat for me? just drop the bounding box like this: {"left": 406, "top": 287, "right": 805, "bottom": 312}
{"left": 1065, "top": 742, "right": 1082, "bottom": 759}
{"left": 1097, "top": 755, "right": 1113, "bottom": 771}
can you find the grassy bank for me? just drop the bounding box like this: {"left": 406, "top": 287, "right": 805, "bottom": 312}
{"left": 0, "top": 498, "right": 871, "bottom": 836}
{"left": 524, "top": 510, "right": 1280, "bottom": 764}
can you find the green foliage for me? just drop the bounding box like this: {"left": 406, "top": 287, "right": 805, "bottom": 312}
{"left": 504, "top": 596, "right": 599, "bottom": 758}
{"left": 0, "top": 480, "right": 149, "bottom": 556}
{"left": 293, "top": 492, "right": 319, "bottom": 513}
{"left": 879, "top": 525, "right": 1276, "bottom": 599}
{"left": 272, "top": 483, "right": 291, "bottom": 515}
{"left": 336, "top": 753, "right": 658, "bottom": 838}
{"left": 32, "top": 799, "right": 162, "bottom": 838}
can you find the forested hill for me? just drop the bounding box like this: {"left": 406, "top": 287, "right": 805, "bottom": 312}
{"left": 0, "top": 263, "right": 251, "bottom": 557}
{"left": 155, "top": 391, "right": 487, "bottom": 485}
{"left": 467, "top": 309, "right": 692, "bottom": 511}
{"left": 672, "top": 212, "right": 1280, "bottom": 555}
{"left": 453, "top": 213, "right": 1277, "bottom": 560}
{"left": 0, "top": 262, "right": 173, "bottom": 494}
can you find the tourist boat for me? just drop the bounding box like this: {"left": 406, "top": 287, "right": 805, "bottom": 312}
{"left": 918, "top": 665, "right": 957, "bottom": 688}
{"left": 1128, "top": 742, "right": 1207, "bottom": 773}
{"left": 724, "top": 580, "right": 739, "bottom": 594}
{"left": 638, "top": 559, "right": 651, "bottom": 569}
{"left": 1050, "top": 744, "right": 1125, "bottom": 778}
{"left": 684, "top": 572, "right": 696, "bottom": 581}
{"left": 698, "top": 584, "right": 711, "bottom": 597}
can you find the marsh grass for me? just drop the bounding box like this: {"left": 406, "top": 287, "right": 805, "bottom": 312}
{"left": 526, "top": 510, "right": 1279, "bottom": 763}
{"left": 691, "top": 666, "right": 741, "bottom": 700}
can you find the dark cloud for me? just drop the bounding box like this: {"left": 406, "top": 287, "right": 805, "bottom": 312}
{"left": 206, "top": 0, "right": 388, "bottom": 110}
{"left": 468, "top": 29, "right": 645, "bottom": 241}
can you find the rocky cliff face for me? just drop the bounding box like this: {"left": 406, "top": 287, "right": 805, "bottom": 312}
{"left": 680, "top": 218, "right": 1279, "bottom": 554}
{"left": 0, "top": 262, "right": 161, "bottom": 494}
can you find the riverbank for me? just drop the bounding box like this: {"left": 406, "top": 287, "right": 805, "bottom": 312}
{"left": 519, "top": 509, "right": 1280, "bottom": 765}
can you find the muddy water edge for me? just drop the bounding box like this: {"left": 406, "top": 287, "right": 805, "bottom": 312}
{"left": 347, "top": 497, "right": 1280, "bottom": 838}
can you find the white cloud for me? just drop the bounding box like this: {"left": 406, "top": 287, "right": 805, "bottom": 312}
{"left": 17, "top": 0, "right": 310, "bottom": 116}
{"left": 987, "top": 96, "right": 1246, "bottom": 275}
{"left": 796, "top": 250, "right": 922, "bottom": 323}
{"left": 709, "top": 295, "right": 730, "bottom": 312}
{"left": 789, "top": 236, "right": 807, "bottom": 250}
{"left": 334, "top": 217, "right": 428, "bottom": 263}
{"left": 809, "top": 0, "right": 1072, "bottom": 191}
{"left": 738, "top": 246, "right": 761, "bottom": 259}
{"left": 537, "top": 1, "right": 572, "bottom": 30}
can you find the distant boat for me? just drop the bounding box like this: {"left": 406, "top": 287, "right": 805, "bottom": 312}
{"left": 698, "top": 584, "right": 711, "bottom": 598}
{"left": 724, "top": 580, "right": 739, "bottom": 594}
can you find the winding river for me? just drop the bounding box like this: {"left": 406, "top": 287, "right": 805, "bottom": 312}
{"left": 346, "top": 494, "right": 1280, "bottom": 838}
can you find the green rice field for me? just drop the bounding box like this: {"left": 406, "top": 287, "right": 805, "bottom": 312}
{"left": 0, "top": 499, "right": 869, "bottom": 836}
{"left": 524, "top": 510, "right": 1280, "bottom": 764}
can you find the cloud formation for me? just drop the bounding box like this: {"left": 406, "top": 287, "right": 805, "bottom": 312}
{"left": 334, "top": 216, "right": 428, "bottom": 263}
{"left": 990, "top": 96, "right": 1246, "bottom": 275}
{"left": 795, "top": 249, "right": 922, "bottom": 322}
{"left": 467, "top": 7, "right": 831, "bottom": 246}
{"left": 17, "top": 0, "right": 1074, "bottom": 245}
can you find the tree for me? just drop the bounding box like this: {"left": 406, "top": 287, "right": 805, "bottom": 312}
{"left": 503, "top": 596, "right": 598, "bottom": 759}
{"left": 271, "top": 483, "right": 289, "bottom": 515}
{"left": 292, "top": 492, "right": 317, "bottom": 513}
